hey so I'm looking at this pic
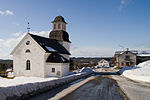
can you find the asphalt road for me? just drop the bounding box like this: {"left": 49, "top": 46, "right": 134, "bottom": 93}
{"left": 29, "top": 75, "right": 128, "bottom": 100}
{"left": 61, "top": 76, "right": 129, "bottom": 100}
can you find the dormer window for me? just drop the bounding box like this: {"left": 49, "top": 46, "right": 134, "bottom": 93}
{"left": 26, "top": 41, "right": 30, "bottom": 45}
{"left": 26, "top": 49, "right": 30, "bottom": 53}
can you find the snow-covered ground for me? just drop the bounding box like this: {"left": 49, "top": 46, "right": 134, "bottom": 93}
{"left": 0, "top": 67, "right": 94, "bottom": 88}
{"left": 119, "top": 60, "right": 150, "bottom": 83}
{"left": 0, "top": 72, "right": 91, "bottom": 100}
{"left": 0, "top": 76, "right": 58, "bottom": 87}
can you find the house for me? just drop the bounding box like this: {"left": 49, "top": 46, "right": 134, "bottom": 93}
{"left": 11, "top": 15, "right": 71, "bottom": 77}
{"left": 114, "top": 48, "right": 137, "bottom": 68}
{"left": 98, "top": 59, "right": 109, "bottom": 67}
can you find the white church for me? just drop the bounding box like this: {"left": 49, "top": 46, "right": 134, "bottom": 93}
{"left": 11, "top": 15, "right": 71, "bottom": 77}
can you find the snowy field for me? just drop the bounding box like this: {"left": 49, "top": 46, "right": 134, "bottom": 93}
{"left": 0, "top": 67, "right": 93, "bottom": 88}
{"left": 0, "top": 76, "right": 58, "bottom": 87}
{"left": 119, "top": 60, "right": 150, "bottom": 83}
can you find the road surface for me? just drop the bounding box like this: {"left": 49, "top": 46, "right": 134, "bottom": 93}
{"left": 112, "top": 75, "right": 150, "bottom": 100}
{"left": 61, "top": 76, "right": 128, "bottom": 100}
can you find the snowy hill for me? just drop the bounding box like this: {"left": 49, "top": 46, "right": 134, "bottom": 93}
{"left": 119, "top": 60, "right": 150, "bottom": 83}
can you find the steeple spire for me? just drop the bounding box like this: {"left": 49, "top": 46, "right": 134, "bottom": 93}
{"left": 27, "top": 22, "right": 30, "bottom": 33}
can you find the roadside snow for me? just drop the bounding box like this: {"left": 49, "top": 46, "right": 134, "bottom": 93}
{"left": 119, "top": 60, "right": 150, "bottom": 83}
{"left": 0, "top": 76, "right": 58, "bottom": 87}
{"left": 79, "top": 67, "right": 94, "bottom": 73}
{"left": 0, "top": 73, "right": 90, "bottom": 100}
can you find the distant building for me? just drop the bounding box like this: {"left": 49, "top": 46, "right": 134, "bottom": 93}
{"left": 98, "top": 59, "right": 109, "bottom": 67}
{"left": 11, "top": 15, "right": 71, "bottom": 77}
{"left": 114, "top": 48, "right": 137, "bottom": 68}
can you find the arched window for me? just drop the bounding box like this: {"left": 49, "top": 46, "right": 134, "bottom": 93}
{"left": 54, "top": 24, "right": 56, "bottom": 29}
{"left": 26, "top": 60, "right": 30, "bottom": 70}
{"left": 58, "top": 24, "right": 61, "bottom": 29}
{"left": 25, "top": 49, "right": 30, "bottom": 53}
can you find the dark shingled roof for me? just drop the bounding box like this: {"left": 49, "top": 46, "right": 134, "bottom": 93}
{"left": 52, "top": 16, "right": 67, "bottom": 24}
{"left": 49, "top": 30, "right": 71, "bottom": 43}
{"left": 46, "top": 53, "right": 70, "bottom": 63}
{"left": 29, "top": 33, "right": 70, "bottom": 55}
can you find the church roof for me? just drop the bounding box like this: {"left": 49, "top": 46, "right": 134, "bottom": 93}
{"left": 52, "top": 16, "right": 67, "bottom": 24}
{"left": 29, "top": 33, "right": 70, "bottom": 55}
{"left": 49, "top": 30, "right": 71, "bottom": 43}
{"left": 46, "top": 53, "right": 70, "bottom": 63}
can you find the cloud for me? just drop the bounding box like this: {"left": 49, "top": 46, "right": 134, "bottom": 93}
{"left": 0, "top": 31, "right": 49, "bottom": 59}
{"left": 70, "top": 45, "right": 115, "bottom": 57}
{"left": 135, "top": 43, "right": 150, "bottom": 50}
{"left": 12, "top": 32, "right": 21, "bottom": 37}
{"left": 119, "top": 0, "right": 126, "bottom": 11}
{"left": 0, "top": 30, "right": 115, "bottom": 59}
{"left": 31, "top": 31, "right": 50, "bottom": 37}
{"left": 12, "top": 22, "right": 20, "bottom": 26}
{"left": 0, "top": 10, "right": 14, "bottom": 16}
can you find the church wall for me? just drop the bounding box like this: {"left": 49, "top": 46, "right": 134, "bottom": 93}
{"left": 44, "top": 63, "right": 62, "bottom": 77}
{"left": 58, "top": 41, "right": 70, "bottom": 52}
{"left": 61, "top": 63, "right": 69, "bottom": 76}
{"left": 13, "top": 35, "right": 45, "bottom": 77}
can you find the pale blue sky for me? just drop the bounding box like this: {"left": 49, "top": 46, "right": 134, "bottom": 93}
{"left": 0, "top": 0, "right": 150, "bottom": 59}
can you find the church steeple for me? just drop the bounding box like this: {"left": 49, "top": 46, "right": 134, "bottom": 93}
{"left": 49, "top": 15, "right": 70, "bottom": 43}
{"left": 52, "top": 16, "right": 67, "bottom": 31}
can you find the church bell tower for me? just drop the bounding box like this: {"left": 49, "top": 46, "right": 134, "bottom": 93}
{"left": 49, "top": 10, "right": 71, "bottom": 52}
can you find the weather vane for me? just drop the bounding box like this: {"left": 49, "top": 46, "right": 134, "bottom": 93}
{"left": 59, "top": 8, "right": 61, "bottom": 16}
{"left": 27, "top": 22, "right": 30, "bottom": 33}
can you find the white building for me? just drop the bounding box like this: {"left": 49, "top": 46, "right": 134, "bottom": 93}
{"left": 98, "top": 59, "right": 109, "bottom": 67}
{"left": 11, "top": 15, "right": 71, "bottom": 77}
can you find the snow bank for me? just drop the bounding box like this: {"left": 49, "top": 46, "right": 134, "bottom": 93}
{"left": 0, "top": 72, "right": 90, "bottom": 100}
{"left": 119, "top": 60, "right": 150, "bottom": 83}
{"left": 79, "top": 67, "right": 94, "bottom": 73}
{"left": 0, "top": 76, "right": 58, "bottom": 87}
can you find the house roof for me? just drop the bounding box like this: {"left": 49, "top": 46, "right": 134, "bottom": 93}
{"left": 98, "top": 59, "right": 109, "bottom": 63}
{"left": 117, "top": 51, "right": 137, "bottom": 58}
{"left": 115, "top": 50, "right": 138, "bottom": 55}
{"left": 115, "top": 50, "right": 137, "bottom": 57}
{"left": 29, "top": 33, "right": 70, "bottom": 55}
{"left": 46, "top": 53, "right": 70, "bottom": 63}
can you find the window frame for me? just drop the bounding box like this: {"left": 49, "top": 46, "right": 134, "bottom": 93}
{"left": 52, "top": 68, "right": 55, "bottom": 73}
{"left": 58, "top": 24, "right": 61, "bottom": 29}
{"left": 25, "top": 49, "right": 30, "bottom": 53}
{"left": 54, "top": 24, "right": 56, "bottom": 29}
{"left": 26, "top": 60, "right": 30, "bottom": 70}
{"left": 26, "top": 41, "right": 30, "bottom": 45}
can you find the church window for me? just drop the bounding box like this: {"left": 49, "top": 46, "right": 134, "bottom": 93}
{"left": 58, "top": 24, "right": 61, "bottom": 29}
{"left": 54, "top": 24, "right": 56, "bottom": 29}
{"left": 26, "top": 41, "right": 30, "bottom": 45}
{"left": 26, "top": 49, "right": 30, "bottom": 53}
{"left": 52, "top": 68, "right": 55, "bottom": 72}
{"left": 26, "top": 60, "right": 30, "bottom": 70}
